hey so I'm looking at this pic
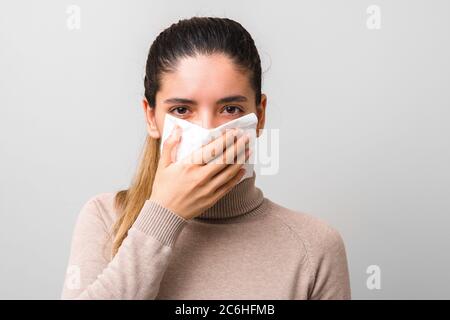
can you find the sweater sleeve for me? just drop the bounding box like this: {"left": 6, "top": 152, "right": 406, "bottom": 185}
{"left": 308, "top": 226, "right": 351, "bottom": 300}
{"left": 60, "top": 196, "right": 188, "bottom": 300}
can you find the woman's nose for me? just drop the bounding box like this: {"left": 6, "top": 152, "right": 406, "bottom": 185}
{"left": 192, "top": 115, "right": 218, "bottom": 129}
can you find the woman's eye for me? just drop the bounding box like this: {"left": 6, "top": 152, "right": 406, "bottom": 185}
{"left": 223, "top": 105, "right": 243, "bottom": 114}
{"left": 170, "top": 106, "right": 189, "bottom": 115}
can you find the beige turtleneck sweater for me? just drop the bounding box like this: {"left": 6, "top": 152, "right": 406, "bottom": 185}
{"left": 60, "top": 171, "right": 351, "bottom": 299}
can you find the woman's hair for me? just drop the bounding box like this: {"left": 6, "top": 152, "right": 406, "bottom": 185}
{"left": 109, "top": 16, "right": 262, "bottom": 258}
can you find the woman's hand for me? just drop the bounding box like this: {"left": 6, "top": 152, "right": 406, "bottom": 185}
{"left": 149, "top": 125, "right": 251, "bottom": 220}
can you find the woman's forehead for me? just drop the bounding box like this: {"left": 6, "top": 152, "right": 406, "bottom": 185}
{"left": 157, "top": 54, "right": 253, "bottom": 102}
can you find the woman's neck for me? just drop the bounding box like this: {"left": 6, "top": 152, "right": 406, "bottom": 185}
{"left": 193, "top": 170, "right": 265, "bottom": 221}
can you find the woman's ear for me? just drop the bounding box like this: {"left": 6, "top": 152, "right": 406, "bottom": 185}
{"left": 142, "top": 98, "right": 161, "bottom": 139}
{"left": 256, "top": 93, "right": 267, "bottom": 138}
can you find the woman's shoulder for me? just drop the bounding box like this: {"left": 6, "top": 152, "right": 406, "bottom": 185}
{"left": 264, "top": 199, "right": 347, "bottom": 257}
{"left": 75, "top": 192, "right": 119, "bottom": 231}
{"left": 263, "top": 199, "right": 351, "bottom": 299}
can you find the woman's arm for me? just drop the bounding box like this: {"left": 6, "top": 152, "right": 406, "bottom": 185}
{"left": 60, "top": 196, "right": 187, "bottom": 300}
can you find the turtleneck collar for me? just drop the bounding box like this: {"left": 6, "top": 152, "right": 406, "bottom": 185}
{"left": 193, "top": 170, "right": 266, "bottom": 222}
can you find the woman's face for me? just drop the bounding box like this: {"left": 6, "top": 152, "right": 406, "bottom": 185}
{"left": 142, "top": 53, "right": 266, "bottom": 139}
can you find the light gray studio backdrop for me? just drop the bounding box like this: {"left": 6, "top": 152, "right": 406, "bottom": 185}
{"left": 1, "top": 0, "right": 449, "bottom": 299}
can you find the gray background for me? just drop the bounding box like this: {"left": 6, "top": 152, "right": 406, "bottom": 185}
{"left": 1, "top": 0, "right": 449, "bottom": 299}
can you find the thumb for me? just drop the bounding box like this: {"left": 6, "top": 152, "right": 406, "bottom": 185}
{"left": 160, "top": 125, "right": 182, "bottom": 167}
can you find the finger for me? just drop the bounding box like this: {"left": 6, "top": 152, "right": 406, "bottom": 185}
{"left": 200, "top": 127, "right": 239, "bottom": 165}
{"left": 212, "top": 167, "right": 247, "bottom": 201}
{"left": 180, "top": 127, "right": 239, "bottom": 165}
{"left": 159, "top": 125, "right": 182, "bottom": 167}
{"left": 206, "top": 144, "right": 251, "bottom": 192}
{"left": 201, "top": 131, "right": 250, "bottom": 178}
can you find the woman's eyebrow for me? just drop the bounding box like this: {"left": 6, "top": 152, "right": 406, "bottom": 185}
{"left": 163, "top": 95, "right": 248, "bottom": 105}
{"left": 218, "top": 95, "right": 248, "bottom": 104}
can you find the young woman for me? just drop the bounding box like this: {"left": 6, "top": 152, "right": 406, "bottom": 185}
{"left": 61, "top": 17, "right": 351, "bottom": 300}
